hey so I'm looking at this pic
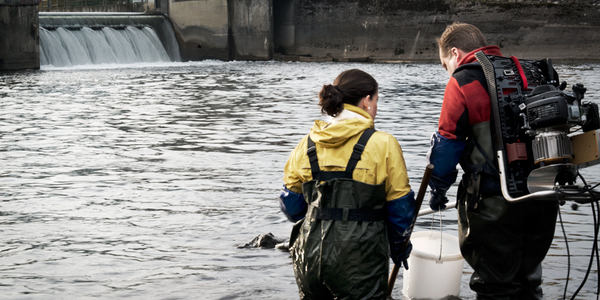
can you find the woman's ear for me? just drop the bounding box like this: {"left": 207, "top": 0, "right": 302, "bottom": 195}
{"left": 359, "top": 95, "right": 370, "bottom": 110}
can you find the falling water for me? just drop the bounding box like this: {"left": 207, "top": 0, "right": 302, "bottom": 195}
{"left": 39, "top": 26, "right": 171, "bottom": 67}
{"left": 38, "top": 13, "right": 181, "bottom": 67}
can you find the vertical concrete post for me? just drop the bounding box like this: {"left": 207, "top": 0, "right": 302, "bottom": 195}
{"left": 0, "top": 0, "right": 41, "bottom": 71}
{"left": 228, "top": 0, "right": 273, "bottom": 61}
{"left": 168, "top": 0, "right": 229, "bottom": 61}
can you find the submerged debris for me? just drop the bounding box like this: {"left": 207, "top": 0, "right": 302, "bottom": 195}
{"left": 238, "top": 233, "right": 288, "bottom": 250}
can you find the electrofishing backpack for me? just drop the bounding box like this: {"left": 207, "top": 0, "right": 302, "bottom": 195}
{"left": 473, "top": 52, "right": 600, "bottom": 203}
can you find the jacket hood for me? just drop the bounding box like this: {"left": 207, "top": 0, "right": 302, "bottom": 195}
{"left": 459, "top": 45, "right": 503, "bottom": 66}
{"left": 309, "top": 104, "right": 374, "bottom": 148}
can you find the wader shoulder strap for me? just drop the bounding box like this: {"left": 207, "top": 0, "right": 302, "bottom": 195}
{"left": 306, "top": 128, "right": 376, "bottom": 181}
{"left": 306, "top": 138, "right": 320, "bottom": 179}
{"left": 345, "top": 128, "right": 376, "bottom": 173}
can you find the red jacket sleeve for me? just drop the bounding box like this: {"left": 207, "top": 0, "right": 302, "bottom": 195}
{"left": 438, "top": 72, "right": 491, "bottom": 141}
{"left": 438, "top": 78, "right": 468, "bottom": 141}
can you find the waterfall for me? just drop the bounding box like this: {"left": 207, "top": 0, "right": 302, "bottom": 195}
{"left": 39, "top": 13, "right": 181, "bottom": 67}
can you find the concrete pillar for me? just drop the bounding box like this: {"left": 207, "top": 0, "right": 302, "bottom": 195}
{"left": 0, "top": 0, "right": 41, "bottom": 71}
{"left": 169, "top": 0, "right": 230, "bottom": 61}
{"left": 229, "top": 0, "right": 272, "bottom": 60}
{"left": 273, "top": 0, "right": 294, "bottom": 54}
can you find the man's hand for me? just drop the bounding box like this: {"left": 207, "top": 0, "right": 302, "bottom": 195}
{"left": 429, "top": 190, "right": 449, "bottom": 211}
{"left": 428, "top": 174, "right": 455, "bottom": 211}
{"left": 390, "top": 241, "right": 412, "bottom": 270}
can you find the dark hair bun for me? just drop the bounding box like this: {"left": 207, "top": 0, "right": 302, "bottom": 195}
{"left": 319, "top": 84, "right": 344, "bottom": 117}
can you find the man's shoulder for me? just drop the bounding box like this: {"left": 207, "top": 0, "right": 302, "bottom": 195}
{"left": 454, "top": 62, "right": 482, "bottom": 75}
{"left": 452, "top": 62, "right": 486, "bottom": 88}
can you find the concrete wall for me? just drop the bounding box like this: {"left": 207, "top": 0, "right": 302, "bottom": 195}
{"left": 169, "top": 0, "right": 229, "bottom": 61}
{"left": 289, "top": 0, "right": 600, "bottom": 63}
{"left": 4, "top": 0, "right": 600, "bottom": 70}
{"left": 168, "top": 0, "right": 272, "bottom": 61}
{"left": 0, "top": 2, "right": 40, "bottom": 71}
{"left": 229, "top": 0, "right": 272, "bottom": 60}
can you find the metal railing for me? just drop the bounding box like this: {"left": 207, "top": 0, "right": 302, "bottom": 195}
{"left": 38, "top": 0, "right": 146, "bottom": 11}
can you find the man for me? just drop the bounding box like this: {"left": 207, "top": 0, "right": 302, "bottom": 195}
{"left": 427, "top": 22, "right": 558, "bottom": 300}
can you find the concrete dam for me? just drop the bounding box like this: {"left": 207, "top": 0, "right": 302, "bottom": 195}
{"left": 1, "top": 0, "right": 600, "bottom": 70}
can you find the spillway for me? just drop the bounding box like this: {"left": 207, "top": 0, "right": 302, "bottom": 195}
{"left": 39, "top": 13, "right": 181, "bottom": 67}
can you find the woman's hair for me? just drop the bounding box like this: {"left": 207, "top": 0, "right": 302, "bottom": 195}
{"left": 437, "top": 22, "right": 487, "bottom": 59}
{"left": 319, "top": 69, "right": 378, "bottom": 117}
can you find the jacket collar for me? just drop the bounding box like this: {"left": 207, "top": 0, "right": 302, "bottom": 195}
{"left": 459, "top": 45, "right": 503, "bottom": 66}
{"left": 309, "top": 104, "right": 374, "bottom": 148}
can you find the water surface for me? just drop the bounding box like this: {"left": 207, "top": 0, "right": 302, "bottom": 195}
{"left": 1, "top": 61, "right": 600, "bottom": 299}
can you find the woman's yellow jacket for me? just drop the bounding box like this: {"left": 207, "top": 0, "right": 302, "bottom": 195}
{"left": 283, "top": 104, "right": 412, "bottom": 202}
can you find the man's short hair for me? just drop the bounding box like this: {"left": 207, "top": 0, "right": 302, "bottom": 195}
{"left": 438, "top": 22, "right": 488, "bottom": 58}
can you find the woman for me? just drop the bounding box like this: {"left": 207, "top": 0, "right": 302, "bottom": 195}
{"left": 279, "top": 69, "right": 416, "bottom": 299}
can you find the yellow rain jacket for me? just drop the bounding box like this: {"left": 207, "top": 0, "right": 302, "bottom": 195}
{"left": 284, "top": 104, "right": 411, "bottom": 201}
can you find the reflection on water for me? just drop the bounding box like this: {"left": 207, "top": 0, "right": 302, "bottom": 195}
{"left": 1, "top": 61, "right": 600, "bottom": 299}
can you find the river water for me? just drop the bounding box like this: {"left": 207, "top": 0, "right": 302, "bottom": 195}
{"left": 1, "top": 61, "right": 599, "bottom": 300}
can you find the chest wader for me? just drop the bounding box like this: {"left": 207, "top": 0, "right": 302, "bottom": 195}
{"left": 289, "top": 129, "right": 389, "bottom": 300}
{"left": 457, "top": 122, "right": 558, "bottom": 300}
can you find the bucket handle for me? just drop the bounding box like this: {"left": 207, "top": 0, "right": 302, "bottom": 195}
{"left": 431, "top": 210, "right": 444, "bottom": 264}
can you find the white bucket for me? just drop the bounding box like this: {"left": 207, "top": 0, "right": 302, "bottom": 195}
{"left": 402, "top": 231, "right": 465, "bottom": 299}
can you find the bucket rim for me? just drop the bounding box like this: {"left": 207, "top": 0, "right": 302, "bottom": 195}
{"left": 410, "top": 231, "right": 464, "bottom": 262}
{"left": 411, "top": 248, "right": 464, "bottom": 262}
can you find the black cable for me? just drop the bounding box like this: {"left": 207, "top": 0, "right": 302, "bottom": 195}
{"left": 570, "top": 202, "right": 596, "bottom": 299}
{"left": 556, "top": 182, "right": 600, "bottom": 199}
{"left": 559, "top": 196, "right": 571, "bottom": 300}
{"left": 570, "top": 173, "right": 600, "bottom": 299}
{"left": 580, "top": 174, "right": 600, "bottom": 299}
{"left": 592, "top": 200, "right": 600, "bottom": 300}
{"left": 596, "top": 201, "right": 600, "bottom": 300}
{"left": 589, "top": 182, "right": 600, "bottom": 191}
{"left": 593, "top": 200, "right": 600, "bottom": 300}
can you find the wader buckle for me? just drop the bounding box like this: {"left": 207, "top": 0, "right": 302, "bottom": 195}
{"left": 351, "top": 144, "right": 365, "bottom": 160}
{"left": 307, "top": 146, "right": 317, "bottom": 163}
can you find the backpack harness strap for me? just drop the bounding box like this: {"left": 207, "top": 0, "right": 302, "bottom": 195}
{"left": 306, "top": 128, "right": 376, "bottom": 181}
{"left": 305, "top": 128, "right": 384, "bottom": 222}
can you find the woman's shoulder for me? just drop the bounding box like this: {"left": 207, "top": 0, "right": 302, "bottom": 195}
{"left": 371, "top": 130, "right": 398, "bottom": 142}
{"left": 288, "top": 134, "right": 311, "bottom": 157}
{"left": 367, "top": 130, "right": 402, "bottom": 150}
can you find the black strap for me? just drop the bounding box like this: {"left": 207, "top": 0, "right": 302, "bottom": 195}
{"left": 306, "top": 139, "right": 320, "bottom": 178}
{"left": 311, "top": 206, "right": 385, "bottom": 222}
{"left": 474, "top": 51, "right": 505, "bottom": 153}
{"left": 306, "top": 128, "right": 376, "bottom": 181}
{"left": 468, "top": 132, "right": 500, "bottom": 179}
{"left": 346, "top": 128, "right": 376, "bottom": 174}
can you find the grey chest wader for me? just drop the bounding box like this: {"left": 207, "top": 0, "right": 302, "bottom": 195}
{"left": 289, "top": 129, "right": 389, "bottom": 300}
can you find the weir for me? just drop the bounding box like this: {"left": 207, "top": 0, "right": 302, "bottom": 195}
{"left": 39, "top": 13, "right": 181, "bottom": 67}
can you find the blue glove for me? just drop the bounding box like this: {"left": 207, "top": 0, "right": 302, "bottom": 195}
{"left": 428, "top": 172, "right": 457, "bottom": 211}
{"left": 386, "top": 191, "right": 416, "bottom": 270}
{"left": 390, "top": 241, "right": 412, "bottom": 270}
{"left": 427, "top": 132, "right": 463, "bottom": 211}
{"left": 278, "top": 185, "right": 307, "bottom": 222}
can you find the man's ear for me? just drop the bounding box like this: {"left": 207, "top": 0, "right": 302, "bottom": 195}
{"left": 451, "top": 47, "right": 461, "bottom": 63}
{"left": 452, "top": 47, "right": 467, "bottom": 63}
